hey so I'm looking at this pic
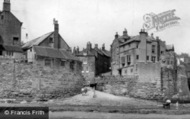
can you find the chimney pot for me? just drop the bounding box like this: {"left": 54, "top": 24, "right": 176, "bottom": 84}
{"left": 115, "top": 32, "right": 119, "bottom": 39}
{"left": 139, "top": 29, "right": 148, "bottom": 36}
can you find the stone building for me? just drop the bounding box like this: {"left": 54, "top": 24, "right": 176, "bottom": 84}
{"left": 74, "top": 42, "right": 111, "bottom": 80}
{"left": 22, "top": 19, "right": 81, "bottom": 73}
{"left": 0, "top": 0, "right": 23, "bottom": 59}
{"left": 111, "top": 29, "right": 174, "bottom": 76}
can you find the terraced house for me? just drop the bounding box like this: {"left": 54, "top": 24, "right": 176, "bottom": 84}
{"left": 22, "top": 19, "right": 81, "bottom": 72}
{"left": 74, "top": 42, "right": 111, "bottom": 80}
{"left": 0, "top": 0, "right": 23, "bottom": 60}
{"left": 111, "top": 29, "right": 175, "bottom": 78}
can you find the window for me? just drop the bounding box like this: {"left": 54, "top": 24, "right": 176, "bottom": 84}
{"left": 61, "top": 61, "right": 65, "bottom": 67}
{"left": 151, "top": 56, "right": 156, "bottom": 63}
{"left": 161, "top": 51, "right": 163, "bottom": 54}
{"left": 127, "top": 55, "right": 131, "bottom": 65}
{"left": 13, "top": 37, "right": 19, "bottom": 45}
{"left": 147, "top": 56, "right": 149, "bottom": 60}
{"left": 136, "top": 55, "right": 139, "bottom": 60}
{"left": 70, "top": 61, "right": 75, "bottom": 70}
{"left": 136, "top": 43, "right": 139, "bottom": 48}
{"left": 152, "top": 45, "right": 156, "bottom": 53}
{"left": 121, "top": 57, "right": 125, "bottom": 67}
{"left": 6, "top": 51, "right": 13, "bottom": 56}
{"left": 30, "top": 48, "right": 32, "bottom": 52}
{"left": 0, "top": 51, "right": 2, "bottom": 56}
{"left": 44, "top": 59, "right": 51, "bottom": 66}
{"left": 49, "top": 38, "right": 53, "bottom": 43}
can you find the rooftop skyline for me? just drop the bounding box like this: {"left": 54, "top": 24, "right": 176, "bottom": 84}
{"left": 0, "top": 0, "right": 189, "bottom": 54}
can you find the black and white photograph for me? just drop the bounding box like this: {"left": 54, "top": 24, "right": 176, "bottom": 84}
{"left": 0, "top": 0, "right": 190, "bottom": 119}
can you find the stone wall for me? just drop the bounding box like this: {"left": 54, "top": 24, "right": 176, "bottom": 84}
{"left": 137, "top": 62, "right": 161, "bottom": 84}
{"left": 162, "top": 66, "right": 190, "bottom": 100}
{"left": 0, "top": 59, "right": 85, "bottom": 101}
{"left": 101, "top": 64, "right": 190, "bottom": 100}
{"left": 101, "top": 76, "right": 163, "bottom": 100}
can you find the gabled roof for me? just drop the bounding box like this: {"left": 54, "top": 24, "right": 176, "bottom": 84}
{"left": 33, "top": 46, "right": 79, "bottom": 61}
{"left": 10, "top": 12, "right": 22, "bottom": 24}
{"left": 0, "top": 11, "right": 22, "bottom": 24}
{"left": 22, "top": 32, "right": 53, "bottom": 49}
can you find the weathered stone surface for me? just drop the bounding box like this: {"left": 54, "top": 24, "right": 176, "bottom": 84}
{"left": 100, "top": 76, "right": 163, "bottom": 100}
{"left": 0, "top": 61, "right": 85, "bottom": 101}
{"left": 101, "top": 65, "right": 190, "bottom": 100}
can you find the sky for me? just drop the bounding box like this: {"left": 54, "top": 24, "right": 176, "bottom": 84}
{"left": 0, "top": 0, "right": 190, "bottom": 54}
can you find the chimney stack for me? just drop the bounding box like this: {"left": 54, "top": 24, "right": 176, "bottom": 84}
{"left": 73, "top": 47, "right": 76, "bottom": 54}
{"left": 102, "top": 43, "right": 105, "bottom": 50}
{"left": 156, "top": 36, "right": 160, "bottom": 40}
{"left": 86, "top": 42, "right": 92, "bottom": 50}
{"left": 77, "top": 46, "right": 79, "bottom": 53}
{"left": 53, "top": 18, "right": 59, "bottom": 49}
{"left": 3, "top": 0, "right": 10, "bottom": 12}
{"left": 115, "top": 32, "right": 119, "bottom": 39}
{"left": 139, "top": 29, "right": 148, "bottom": 36}
{"left": 95, "top": 44, "right": 98, "bottom": 49}
{"left": 123, "top": 28, "right": 128, "bottom": 36}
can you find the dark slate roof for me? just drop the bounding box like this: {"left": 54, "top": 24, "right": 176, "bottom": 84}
{"left": 1, "top": 45, "right": 23, "bottom": 52}
{"left": 22, "top": 32, "right": 53, "bottom": 49}
{"left": 34, "top": 46, "right": 63, "bottom": 59}
{"left": 119, "top": 35, "right": 157, "bottom": 46}
{"left": 101, "top": 50, "right": 111, "bottom": 57}
{"left": 33, "top": 46, "right": 79, "bottom": 61}
{"left": 76, "top": 48, "right": 111, "bottom": 58}
{"left": 60, "top": 50, "right": 79, "bottom": 61}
